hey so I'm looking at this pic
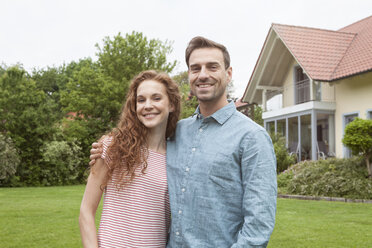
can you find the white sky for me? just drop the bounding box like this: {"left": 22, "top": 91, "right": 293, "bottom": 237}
{"left": 1, "top": 0, "right": 371, "bottom": 98}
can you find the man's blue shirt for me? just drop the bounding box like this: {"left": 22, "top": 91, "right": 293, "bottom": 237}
{"left": 166, "top": 101, "right": 277, "bottom": 248}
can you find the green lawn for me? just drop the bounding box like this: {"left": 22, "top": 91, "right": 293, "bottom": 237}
{"left": 269, "top": 198, "right": 372, "bottom": 247}
{"left": 0, "top": 185, "right": 371, "bottom": 248}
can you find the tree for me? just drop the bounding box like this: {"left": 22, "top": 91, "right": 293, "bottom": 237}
{"left": 96, "top": 31, "right": 177, "bottom": 83}
{"left": 0, "top": 134, "right": 20, "bottom": 185}
{"left": 0, "top": 66, "right": 58, "bottom": 185}
{"left": 342, "top": 118, "right": 372, "bottom": 178}
{"left": 172, "top": 71, "right": 199, "bottom": 119}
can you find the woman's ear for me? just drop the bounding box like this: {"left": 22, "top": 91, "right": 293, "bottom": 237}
{"left": 169, "top": 103, "right": 175, "bottom": 113}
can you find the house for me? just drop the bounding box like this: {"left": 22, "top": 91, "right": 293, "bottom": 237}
{"left": 242, "top": 16, "right": 372, "bottom": 161}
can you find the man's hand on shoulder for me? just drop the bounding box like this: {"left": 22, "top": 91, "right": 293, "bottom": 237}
{"left": 89, "top": 136, "right": 105, "bottom": 166}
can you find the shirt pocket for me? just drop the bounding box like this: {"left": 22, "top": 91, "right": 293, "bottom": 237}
{"left": 205, "top": 152, "right": 240, "bottom": 194}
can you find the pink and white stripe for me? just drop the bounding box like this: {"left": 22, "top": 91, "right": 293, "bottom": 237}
{"left": 98, "top": 137, "right": 170, "bottom": 248}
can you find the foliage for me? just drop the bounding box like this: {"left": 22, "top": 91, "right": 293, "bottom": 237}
{"left": 253, "top": 105, "right": 263, "bottom": 126}
{"left": 270, "top": 132, "right": 296, "bottom": 174}
{"left": 278, "top": 157, "right": 372, "bottom": 199}
{"left": 172, "top": 71, "right": 199, "bottom": 119}
{"left": 96, "top": 31, "right": 177, "bottom": 83}
{"left": 342, "top": 118, "right": 372, "bottom": 177}
{"left": 0, "top": 66, "right": 58, "bottom": 185}
{"left": 61, "top": 59, "right": 122, "bottom": 132}
{"left": 39, "top": 139, "right": 84, "bottom": 185}
{"left": 0, "top": 134, "right": 20, "bottom": 185}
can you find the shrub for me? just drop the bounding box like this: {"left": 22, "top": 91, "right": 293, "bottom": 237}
{"left": 39, "top": 139, "right": 84, "bottom": 185}
{"left": 270, "top": 133, "right": 297, "bottom": 174}
{"left": 342, "top": 118, "right": 372, "bottom": 178}
{"left": 278, "top": 157, "right": 372, "bottom": 199}
{"left": 0, "top": 134, "right": 20, "bottom": 186}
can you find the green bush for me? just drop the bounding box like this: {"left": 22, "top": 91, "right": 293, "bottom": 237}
{"left": 278, "top": 157, "right": 372, "bottom": 199}
{"left": 342, "top": 118, "right": 372, "bottom": 177}
{"left": 270, "top": 133, "right": 297, "bottom": 174}
{"left": 0, "top": 134, "right": 20, "bottom": 185}
{"left": 39, "top": 139, "right": 84, "bottom": 185}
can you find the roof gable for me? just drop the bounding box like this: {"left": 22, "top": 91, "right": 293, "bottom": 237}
{"left": 243, "top": 15, "right": 372, "bottom": 105}
{"left": 272, "top": 24, "right": 355, "bottom": 81}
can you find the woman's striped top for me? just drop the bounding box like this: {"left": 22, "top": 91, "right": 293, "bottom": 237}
{"left": 98, "top": 137, "right": 170, "bottom": 248}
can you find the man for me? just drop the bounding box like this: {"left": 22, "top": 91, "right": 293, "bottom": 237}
{"left": 91, "top": 36, "right": 277, "bottom": 247}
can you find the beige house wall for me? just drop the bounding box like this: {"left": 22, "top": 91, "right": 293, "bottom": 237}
{"left": 320, "top": 82, "right": 335, "bottom": 102}
{"left": 334, "top": 71, "right": 372, "bottom": 157}
{"left": 282, "top": 59, "right": 297, "bottom": 108}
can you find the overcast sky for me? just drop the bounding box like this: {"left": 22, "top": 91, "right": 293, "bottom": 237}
{"left": 1, "top": 0, "right": 371, "bottom": 97}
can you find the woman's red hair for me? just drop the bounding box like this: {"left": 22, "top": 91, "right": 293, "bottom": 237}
{"left": 98, "top": 70, "right": 180, "bottom": 189}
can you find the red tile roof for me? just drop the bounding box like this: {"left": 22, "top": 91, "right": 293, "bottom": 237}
{"left": 272, "top": 15, "right": 372, "bottom": 81}
{"left": 333, "top": 16, "right": 372, "bottom": 79}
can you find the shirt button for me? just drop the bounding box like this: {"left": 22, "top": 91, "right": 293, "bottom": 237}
{"left": 176, "top": 232, "right": 180, "bottom": 236}
{"left": 185, "top": 167, "right": 190, "bottom": 172}
{"left": 192, "top": 148, "right": 196, "bottom": 152}
{"left": 181, "top": 188, "right": 186, "bottom": 192}
{"left": 178, "top": 210, "right": 182, "bottom": 214}
{"left": 199, "top": 128, "right": 203, "bottom": 132}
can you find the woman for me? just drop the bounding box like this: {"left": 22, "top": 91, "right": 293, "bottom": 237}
{"left": 79, "top": 70, "right": 181, "bottom": 248}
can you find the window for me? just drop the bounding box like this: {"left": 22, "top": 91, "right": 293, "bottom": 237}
{"left": 343, "top": 113, "right": 358, "bottom": 158}
{"left": 367, "top": 110, "right": 372, "bottom": 119}
{"left": 294, "top": 67, "right": 310, "bottom": 104}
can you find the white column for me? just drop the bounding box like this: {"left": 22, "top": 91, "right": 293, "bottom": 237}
{"left": 328, "top": 115, "right": 335, "bottom": 156}
{"left": 285, "top": 118, "right": 289, "bottom": 148}
{"left": 298, "top": 116, "right": 301, "bottom": 161}
{"left": 262, "top": 89, "right": 267, "bottom": 112}
{"left": 311, "top": 110, "right": 317, "bottom": 160}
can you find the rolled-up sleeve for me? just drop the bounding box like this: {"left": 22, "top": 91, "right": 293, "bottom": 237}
{"left": 231, "top": 130, "right": 277, "bottom": 248}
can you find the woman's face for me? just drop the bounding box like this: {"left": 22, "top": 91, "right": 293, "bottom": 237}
{"left": 136, "top": 80, "right": 174, "bottom": 132}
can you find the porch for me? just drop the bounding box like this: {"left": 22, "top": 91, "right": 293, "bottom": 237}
{"left": 264, "top": 101, "right": 336, "bottom": 161}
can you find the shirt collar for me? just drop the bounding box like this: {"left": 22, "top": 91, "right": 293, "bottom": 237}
{"left": 193, "top": 100, "right": 236, "bottom": 125}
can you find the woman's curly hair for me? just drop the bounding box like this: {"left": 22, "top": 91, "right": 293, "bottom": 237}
{"left": 97, "top": 70, "right": 181, "bottom": 189}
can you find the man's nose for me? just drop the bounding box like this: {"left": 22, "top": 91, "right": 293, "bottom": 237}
{"left": 198, "top": 67, "right": 209, "bottom": 80}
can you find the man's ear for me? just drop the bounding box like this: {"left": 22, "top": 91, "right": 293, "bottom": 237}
{"left": 226, "top": 67, "right": 232, "bottom": 82}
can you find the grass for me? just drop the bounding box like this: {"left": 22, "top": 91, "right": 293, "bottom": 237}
{"left": 0, "top": 185, "right": 371, "bottom": 247}
{"left": 269, "top": 198, "right": 372, "bottom": 247}
{"left": 0, "top": 185, "right": 102, "bottom": 248}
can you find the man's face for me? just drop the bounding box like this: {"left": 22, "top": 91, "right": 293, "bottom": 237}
{"left": 188, "top": 48, "right": 232, "bottom": 104}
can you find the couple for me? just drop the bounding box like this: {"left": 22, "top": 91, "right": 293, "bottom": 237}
{"left": 79, "top": 36, "right": 277, "bottom": 248}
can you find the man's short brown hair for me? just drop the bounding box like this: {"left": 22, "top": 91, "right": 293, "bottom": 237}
{"left": 185, "top": 36, "right": 231, "bottom": 69}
